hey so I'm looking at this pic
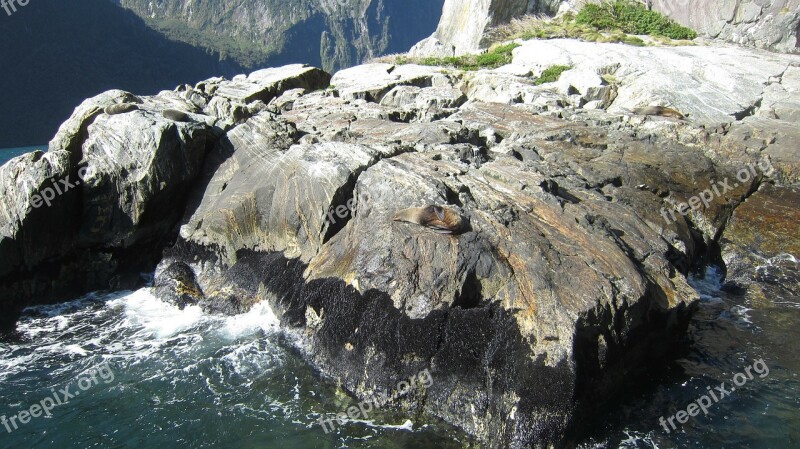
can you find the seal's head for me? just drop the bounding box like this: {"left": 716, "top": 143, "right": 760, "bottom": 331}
{"left": 393, "top": 205, "right": 467, "bottom": 234}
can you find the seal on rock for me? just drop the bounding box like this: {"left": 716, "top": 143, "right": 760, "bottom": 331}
{"left": 104, "top": 103, "right": 139, "bottom": 115}
{"left": 631, "top": 106, "right": 685, "bottom": 120}
{"left": 393, "top": 205, "right": 467, "bottom": 234}
{"left": 162, "top": 109, "right": 192, "bottom": 122}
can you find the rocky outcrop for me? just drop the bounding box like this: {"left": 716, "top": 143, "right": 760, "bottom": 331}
{"left": 720, "top": 184, "right": 800, "bottom": 286}
{"left": 0, "top": 64, "right": 330, "bottom": 329}
{"left": 1, "top": 39, "right": 797, "bottom": 447}
{"left": 504, "top": 39, "right": 798, "bottom": 125}
{"left": 412, "top": 0, "right": 799, "bottom": 56}
{"left": 651, "top": 0, "right": 800, "bottom": 53}
{"left": 411, "top": 0, "right": 566, "bottom": 56}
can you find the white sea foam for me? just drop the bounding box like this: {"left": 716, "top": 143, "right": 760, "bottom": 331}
{"left": 109, "top": 288, "right": 206, "bottom": 339}
{"left": 2, "top": 287, "right": 437, "bottom": 445}
{"left": 687, "top": 266, "right": 724, "bottom": 293}
{"left": 618, "top": 429, "right": 660, "bottom": 448}
{"left": 215, "top": 300, "right": 280, "bottom": 339}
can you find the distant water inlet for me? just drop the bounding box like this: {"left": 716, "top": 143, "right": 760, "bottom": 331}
{"left": 0, "top": 146, "right": 43, "bottom": 165}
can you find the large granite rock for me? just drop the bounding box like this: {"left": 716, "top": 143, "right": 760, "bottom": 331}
{"left": 721, "top": 184, "right": 800, "bottom": 285}
{"left": 651, "top": 0, "right": 800, "bottom": 53}
{"left": 150, "top": 44, "right": 796, "bottom": 446}
{"left": 1, "top": 42, "right": 797, "bottom": 448}
{"left": 0, "top": 65, "right": 331, "bottom": 329}
{"left": 509, "top": 39, "right": 799, "bottom": 124}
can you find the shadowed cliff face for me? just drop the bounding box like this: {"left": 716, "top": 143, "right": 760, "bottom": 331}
{"left": 117, "top": 0, "right": 446, "bottom": 72}
{"left": 0, "top": 0, "right": 244, "bottom": 148}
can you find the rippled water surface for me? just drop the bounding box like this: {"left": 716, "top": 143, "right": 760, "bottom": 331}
{"left": 578, "top": 255, "right": 800, "bottom": 448}
{"left": 0, "top": 291, "right": 464, "bottom": 448}
{"left": 1, "top": 256, "right": 797, "bottom": 448}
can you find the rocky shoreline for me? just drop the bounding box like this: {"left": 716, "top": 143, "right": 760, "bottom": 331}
{"left": 1, "top": 37, "right": 798, "bottom": 447}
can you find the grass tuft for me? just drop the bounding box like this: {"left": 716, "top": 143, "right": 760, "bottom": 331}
{"left": 534, "top": 65, "right": 572, "bottom": 85}
{"left": 410, "top": 42, "right": 521, "bottom": 71}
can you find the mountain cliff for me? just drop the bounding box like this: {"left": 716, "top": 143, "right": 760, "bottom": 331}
{"left": 0, "top": 0, "right": 243, "bottom": 149}
{"left": 0, "top": 0, "right": 443, "bottom": 148}
{"left": 412, "top": 0, "right": 799, "bottom": 56}
{"left": 117, "top": 0, "right": 445, "bottom": 72}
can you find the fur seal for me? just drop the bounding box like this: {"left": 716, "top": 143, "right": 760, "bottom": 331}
{"left": 162, "top": 109, "right": 192, "bottom": 122}
{"left": 631, "top": 106, "right": 685, "bottom": 120}
{"left": 104, "top": 103, "right": 139, "bottom": 115}
{"left": 393, "top": 205, "right": 467, "bottom": 234}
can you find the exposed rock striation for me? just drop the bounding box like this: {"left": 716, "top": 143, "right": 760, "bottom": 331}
{"left": 651, "top": 0, "right": 800, "bottom": 53}
{"left": 1, "top": 40, "right": 798, "bottom": 447}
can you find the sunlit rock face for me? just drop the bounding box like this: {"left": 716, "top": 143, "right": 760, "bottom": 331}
{"left": 650, "top": 0, "right": 800, "bottom": 53}
{"left": 411, "top": 0, "right": 799, "bottom": 57}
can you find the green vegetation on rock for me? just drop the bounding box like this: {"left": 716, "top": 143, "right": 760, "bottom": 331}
{"left": 486, "top": 2, "right": 696, "bottom": 47}
{"left": 534, "top": 65, "right": 572, "bottom": 85}
{"left": 404, "top": 43, "right": 521, "bottom": 71}
{"left": 575, "top": 0, "right": 697, "bottom": 40}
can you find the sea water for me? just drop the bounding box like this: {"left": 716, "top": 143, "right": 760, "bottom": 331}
{"left": 0, "top": 290, "right": 464, "bottom": 448}
{"left": 0, "top": 146, "right": 45, "bottom": 166}
{"left": 577, "top": 257, "right": 800, "bottom": 448}
{"left": 0, "top": 258, "right": 797, "bottom": 448}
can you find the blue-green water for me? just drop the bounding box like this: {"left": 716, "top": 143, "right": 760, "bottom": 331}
{"left": 578, "top": 257, "right": 800, "bottom": 448}
{"left": 0, "top": 257, "right": 797, "bottom": 448}
{"left": 0, "top": 291, "right": 465, "bottom": 449}
{"left": 0, "top": 146, "right": 45, "bottom": 166}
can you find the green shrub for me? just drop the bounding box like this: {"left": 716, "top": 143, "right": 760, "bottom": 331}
{"left": 416, "top": 43, "right": 521, "bottom": 71}
{"left": 575, "top": 0, "right": 697, "bottom": 40}
{"left": 492, "top": 42, "right": 523, "bottom": 55}
{"left": 534, "top": 65, "right": 572, "bottom": 85}
{"left": 475, "top": 52, "right": 507, "bottom": 67}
